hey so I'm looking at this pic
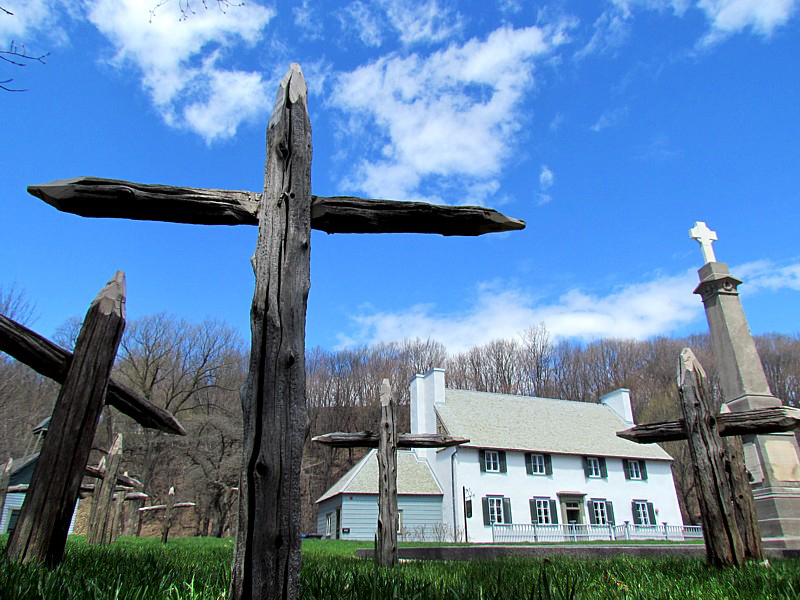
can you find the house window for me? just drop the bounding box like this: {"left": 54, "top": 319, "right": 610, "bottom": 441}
{"left": 482, "top": 496, "right": 512, "bottom": 525}
{"left": 530, "top": 454, "right": 546, "bottom": 475}
{"left": 324, "top": 512, "right": 333, "bottom": 537}
{"left": 534, "top": 498, "right": 551, "bottom": 525}
{"left": 592, "top": 501, "right": 608, "bottom": 525}
{"left": 627, "top": 460, "right": 642, "bottom": 480}
{"left": 632, "top": 500, "right": 656, "bottom": 526}
{"left": 587, "top": 457, "right": 602, "bottom": 478}
{"left": 485, "top": 450, "right": 500, "bottom": 473}
{"left": 397, "top": 509, "right": 404, "bottom": 534}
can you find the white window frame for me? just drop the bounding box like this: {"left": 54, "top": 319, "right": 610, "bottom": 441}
{"left": 488, "top": 496, "right": 505, "bottom": 524}
{"left": 397, "top": 509, "right": 404, "bottom": 534}
{"left": 485, "top": 450, "right": 501, "bottom": 473}
{"left": 324, "top": 512, "right": 333, "bottom": 537}
{"left": 627, "top": 460, "right": 642, "bottom": 480}
{"left": 592, "top": 501, "right": 608, "bottom": 525}
{"left": 587, "top": 456, "right": 602, "bottom": 478}
{"left": 530, "top": 453, "right": 546, "bottom": 475}
{"left": 535, "top": 498, "right": 551, "bottom": 525}
{"left": 634, "top": 501, "right": 652, "bottom": 526}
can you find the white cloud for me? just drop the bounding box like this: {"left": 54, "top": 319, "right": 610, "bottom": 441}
{"left": 341, "top": 1, "right": 384, "bottom": 47}
{"left": 293, "top": 0, "right": 323, "bottom": 40}
{"left": 697, "top": 0, "right": 797, "bottom": 45}
{"left": 87, "top": 0, "right": 274, "bottom": 142}
{"left": 539, "top": 165, "right": 555, "bottom": 189}
{"left": 338, "top": 259, "right": 800, "bottom": 352}
{"left": 0, "top": 0, "right": 71, "bottom": 46}
{"left": 383, "top": 0, "right": 463, "bottom": 45}
{"left": 330, "top": 25, "right": 561, "bottom": 202}
{"left": 590, "top": 106, "right": 628, "bottom": 132}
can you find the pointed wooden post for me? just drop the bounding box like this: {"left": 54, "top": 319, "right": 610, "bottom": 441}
{"left": 5, "top": 272, "right": 126, "bottom": 566}
{"left": 87, "top": 433, "right": 123, "bottom": 544}
{"left": 161, "top": 486, "right": 176, "bottom": 544}
{"left": 229, "top": 63, "right": 312, "bottom": 600}
{"left": 376, "top": 379, "right": 398, "bottom": 567}
{"left": 679, "top": 348, "right": 746, "bottom": 567}
{"left": 85, "top": 456, "right": 105, "bottom": 542}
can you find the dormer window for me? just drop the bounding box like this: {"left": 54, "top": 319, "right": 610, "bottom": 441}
{"left": 485, "top": 450, "right": 500, "bottom": 472}
{"left": 583, "top": 456, "right": 607, "bottom": 478}
{"left": 624, "top": 459, "right": 648, "bottom": 480}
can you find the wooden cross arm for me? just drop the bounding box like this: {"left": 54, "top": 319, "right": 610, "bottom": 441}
{"left": 28, "top": 177, "right": 526, "bottom": 236}
{"left": 617, "top": 406, "right": 800, "bottom": 444}
{"left": 139, "top": 502, "right": 196, "bottom": 512}
{"left": 312, "top": 432, "right": 469, "bottom": 448}
{"left": 84, "top": 465, "right": 144, "bottom": 489}
{"left": 0, "top": 314, "right": 186, "bottom": 436}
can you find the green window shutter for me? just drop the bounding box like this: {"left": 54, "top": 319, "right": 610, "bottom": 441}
{"left": 599, "top": 457, "right": 607, "bottom": 478}
{"left": 606, "top": 501, "right": 615, "bottom": 525}
{"left": 482, "top": 497, "right": 490, "bottom": 525}
{"left": 647, "top": 502, "right": 656, "bottom": 526}
{"left": 623, "top": 459, "right": 631, "bottom": 480}
{"left": 544, "top": 454, "right": 553, "bottom": 475}
{"left": 582, "top": 456, "right": 590, "bottom": 477}
{"left": 499, "top": 451, "right": 507, "bottom": 473}
{"left": 502, "top": 497, "right": 512, "bottom": 523}
{"left": 587, "top": 501, "right": 597, "bottom": 525}
{"left": 525, "top": 453, "right": 533, "bottom": 475}
{"left": 640, "top": 461, "right": 648, "bottom": 480}
{"left": 479, "top": 449, "right": 486, "bottom": 472}
{"left": 632, "top": 501, "right": 641, "bottom": 525}
{"left": 529, "top": 499, "right": 536, "bottom": 523}
{"left": 549, "top": 499, "right": 558, "bottom": 524}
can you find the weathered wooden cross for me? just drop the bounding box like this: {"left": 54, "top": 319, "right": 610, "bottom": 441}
{"left": 618, "top": 348, "right": 800, "bottom": 567}
{"left": 25, "top": 64, "right": 524, "bottom": 597}
{"left": 86, "top": 433, "right": 124, "bottom": 544}
{"left": 313, "top": 379, "right": 468, "bottom": 566}
{"left": 138, "top": 486, "right": 197, "bottom": 543}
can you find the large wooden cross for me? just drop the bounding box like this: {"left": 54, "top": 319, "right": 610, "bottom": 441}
{"left": 25, "top": 64, "right": 524, "bottom": 598}
{"left": 618, "top": 348, "right": 800, "bottom": 567}
{"left": 313, "top": 378, "right": 467, "bottom": 567}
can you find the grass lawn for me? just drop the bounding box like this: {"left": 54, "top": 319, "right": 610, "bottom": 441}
{"left": 0, "top": 535, "right": 798, "bottom": 599}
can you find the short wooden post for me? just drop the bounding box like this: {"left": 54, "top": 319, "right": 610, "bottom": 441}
{"left": 722, "top": 430, "right": 763, "bottom": 559}
{"left": 109, "top": 489, "right": 128, "bottom": 542}
{"left": 679, "top": 348, "right": 745, "bottom": 567}
{"left": 88, "top": 433, "right": 123, "bottom": 544}
{"left": 376, "top": 379, "right": 398, "bottom": 567}
{"left": 5, "top": 272, "right": 126, "bottom": 566}
{"left": 0, "top": 457, "right": 12, "bottom": 520}
{"left": 161, "top": 486, "right": 176, "bottom": 544}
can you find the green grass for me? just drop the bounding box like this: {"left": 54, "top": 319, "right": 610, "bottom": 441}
{"left": 0, "top": 535, "right": 798, "bottom": 599}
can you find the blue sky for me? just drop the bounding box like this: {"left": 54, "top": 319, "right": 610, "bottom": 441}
{"left": 1, "top": 0, "right": 798, "bottom": 351}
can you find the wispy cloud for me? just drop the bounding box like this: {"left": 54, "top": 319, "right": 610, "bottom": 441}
{"left": 383, "top": 0, "right": 464, "bottom": 45}
{"left": 341, "top": 1, "right": 384, "bottom": 47}
{"left": 293, "top": 0, "right": 323, "bottom": 40}
{"left": 538, "top": 164, "right": 555, "bottom": 205}
{"left": 697, "top": 0, "right": 798, "bottom": 46}
{"left": 87, "top": 0, "right": 274, "bottom": 143}
{"left": 590, "top": 106, "right": 628, "bottom": 132}
{"left": 329, "top": 24, "right": 563, "bottom": 203}
{"left": 337, "top": 259, "right": 800, "bottom": 352}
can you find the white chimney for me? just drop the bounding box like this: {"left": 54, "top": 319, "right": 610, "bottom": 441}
{"left": 409, "top": 368, "right": 445, "bottom": 435}
{"left": 600, "top": 388, "right": 634, "bottom": 425}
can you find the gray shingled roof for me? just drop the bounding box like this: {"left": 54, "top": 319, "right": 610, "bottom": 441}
{"left": 436, "top": 389, "right": 672, "bottom": 461}
{"left": 315, "top": 449, "right": 443, "bottom": 503}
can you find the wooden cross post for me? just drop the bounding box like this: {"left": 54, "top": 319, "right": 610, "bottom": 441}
{"left": 5, "top": 273, "right": 126, "bottom": 566}
{"left": 313, "top": 379, "right": 468, "bottom": 567}
{"left": 617, "top": 348, "right": 800, "bottom": 566}
{"left": 137, "top": 487, "right": 196, "bottom": 544}
{"left": 87, "top": 433, "right": 124, "bottom": 544}
{"left": 24, "top": 63, "right": 523, "bottom": 597}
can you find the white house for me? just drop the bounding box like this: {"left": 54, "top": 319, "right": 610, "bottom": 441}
{"left": 316, "top": 368, "right": 685, "bottom": 543}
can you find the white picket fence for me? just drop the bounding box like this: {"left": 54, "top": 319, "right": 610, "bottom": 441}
{"left": 492, "top": 522, "right": 703, "bottom": 543}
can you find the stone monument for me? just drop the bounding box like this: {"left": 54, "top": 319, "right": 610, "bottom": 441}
{"left": 690, "top": 221, "right": 800, "bottom": 548}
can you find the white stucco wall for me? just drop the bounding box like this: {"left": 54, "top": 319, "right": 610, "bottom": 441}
{"left": 440, "top": 447, "right": 682, "bottom": 543}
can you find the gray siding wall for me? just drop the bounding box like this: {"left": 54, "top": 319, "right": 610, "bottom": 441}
{"left": 1, "top": 494, "right": 80, "bottom": 534}
{"left": 316, "top": 496, "right": 343, "bottom": 538}
{"left": 334, "top": 494, "right": 444, "bottom": 541}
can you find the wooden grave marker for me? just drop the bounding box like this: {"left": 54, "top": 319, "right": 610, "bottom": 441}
{"left": 137, "top": 486, "right": 196, "bottom": 543}
{"left": 617, "top": 348, "right": 800, "bottom": 566}
{"left": 26, "top": 63, "right": 524, "bottom": 597}
{"left": 87, "top": 433, "right": 124, "bottom": 544}
{"left": 313, "top": 378, "right": 468, "bottom": 566}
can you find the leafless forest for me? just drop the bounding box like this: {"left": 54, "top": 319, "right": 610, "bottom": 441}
{"left": 2, "top": 285, "right": 798, "bottom": 535}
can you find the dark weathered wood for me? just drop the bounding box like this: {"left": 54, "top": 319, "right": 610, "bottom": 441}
{"left": 376, "top": 380, "right": 398, "bottom": 567}
{"left": 161, "top": 486, "right": 175, "bottom": 544}
{"left": 0, "top": 314, "right": 185, "bottom": 435}
{"left": 84, "top": 465, "right": 144, "bottom": 490}
{"left": 722, "top": 433, "right": 763, "bottom": 560}
{"left": 85, "top": 456, "right": 105, "bottom": 543}
{"left": 230, "top": 63, "right": 311, "bottom": 600}
{"left": 28, "top": 178, "right": 526, "bottom": 236}
{"left": 87, "top": 434, "right": 123, "bottom": 545}
{"left": 312, "top": 432, "right": 470, "bottom": 448}
{"left": 0, "top": 457, "right": 12, "bottom": 520}
{"left": 110, "top": 490, "right": 126, "bottom": 543}
{"left": 679, "top": 348, "right": 745, "bottom": 568}
{"left": 6, "top": 272, "right": 126, "bottom": 566}
{"left": 617, "top": 406, "right": 800, "bottom": 443}
{"left": 8, "top": 483, "right": 96, "bottom": 494}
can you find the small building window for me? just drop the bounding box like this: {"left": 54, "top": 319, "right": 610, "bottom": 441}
{"left": 632, "top": 500, "right": 656, "bottom": 526}
{"left": 592, "top": 501, "right": 608, "bottom": 525}
{"left": 482, "top": 495, "right": 512, "bottom": 525}
{"left": 488, "top": 497, "right": 504, "bottom": 523}
{"left": 485, "top": 450, "right": 500, "bottom": 473}
{"left": 530, "top": 454, "right": 546, "bottom": 475}
{"left": 587, "top": 457, "right": 601, "bottom": 478}
{"left": 534, "top": 498, "right": 551, "bottom": 525}
{"left": 324, "top": 512, "right": 333, "bottom": 537}
{"left": 397, "top": 509, "right": 404, "bottom": 534}
{"left": 628, "top": 460, "right": 641, "bottom": 480}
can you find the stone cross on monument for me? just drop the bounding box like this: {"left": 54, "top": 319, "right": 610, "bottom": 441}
{"left": 690, "top": 221, "right": 800, "bottom": 549}
{"left": 24, "top": 64, "right": 525, "bottom": 598}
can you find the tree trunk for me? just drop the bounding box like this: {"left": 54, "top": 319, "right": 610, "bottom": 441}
{"left": 5, "top": 272, "right": 126, "bottom": 566}
{"left": 229, "top": 64, "right": 312, "bottom": 600}
{"left": 679, "top": 348, "right": 745, "bottom": 568}
{"left": 376, "top": 380, "right": 398, "bottom": 567}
